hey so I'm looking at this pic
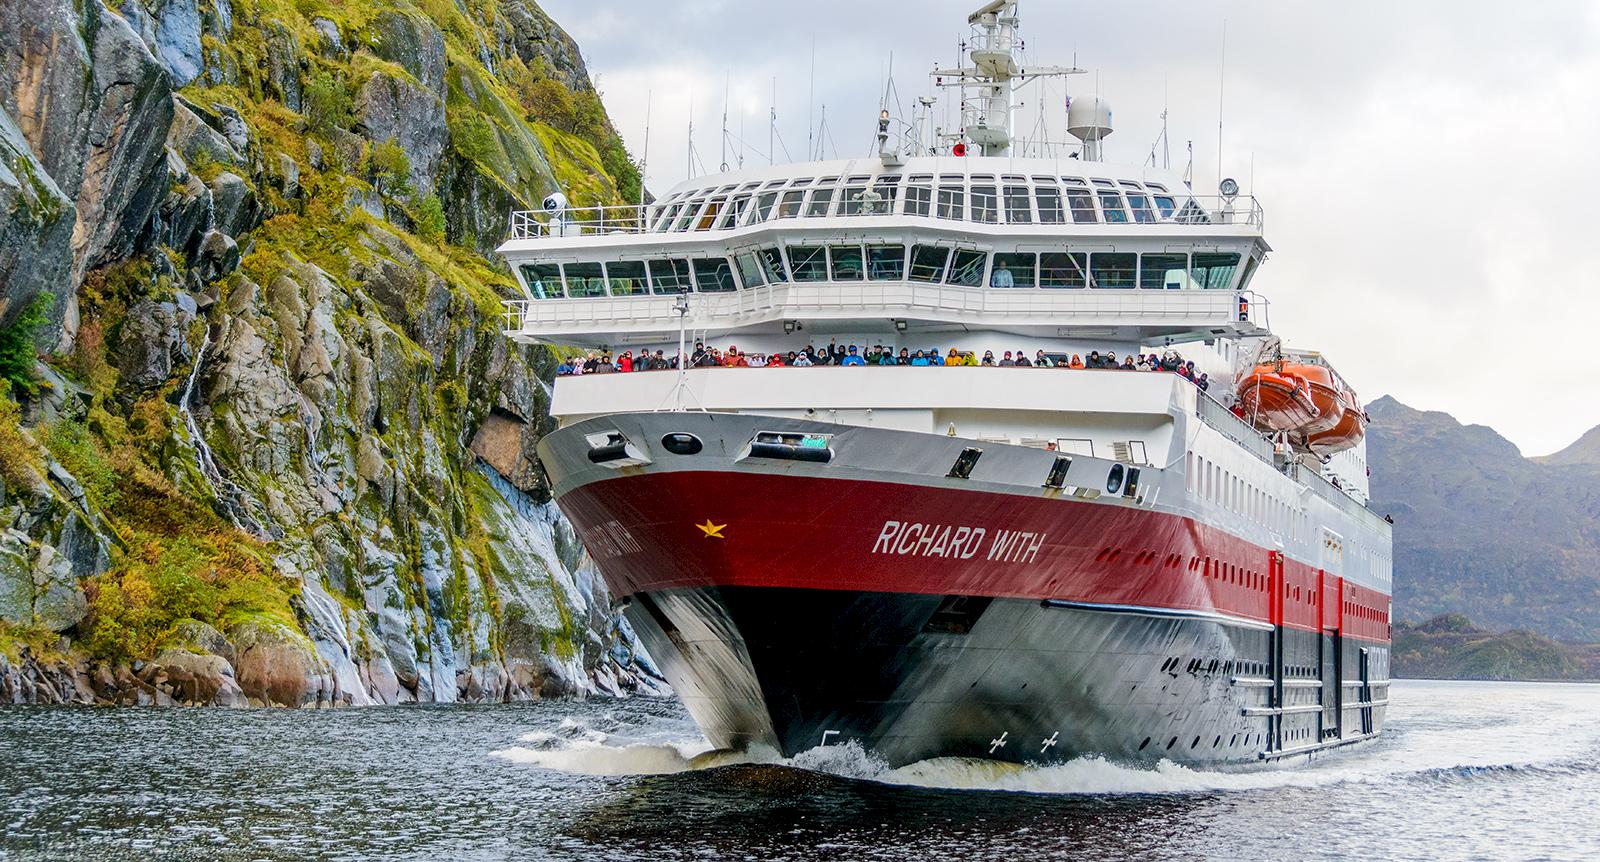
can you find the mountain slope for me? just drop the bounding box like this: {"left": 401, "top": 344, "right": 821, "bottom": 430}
{"left": 0, "top": 0, "right": 657, "bottom": 704}
{"left": 1366, "top": 396, "right": 1600, "bottom": 641}
{"left": 1535, "top": 425, "right": 1600, "bottom": 467}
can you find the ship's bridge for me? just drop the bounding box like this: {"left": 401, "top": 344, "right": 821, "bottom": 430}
{"left": 498, "top": 156, "right": 1271, "bottom": 348}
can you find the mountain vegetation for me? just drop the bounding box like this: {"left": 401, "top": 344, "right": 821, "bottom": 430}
{"left": 0, "top": 0, "right": 659, "bottom": 704}
{"left": 1393, "top": 615, "right": 1600, "bottom": 681}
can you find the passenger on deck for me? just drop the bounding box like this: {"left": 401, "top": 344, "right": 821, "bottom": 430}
{"left": 910, "top": 350, "right": 931, "bottom": 367}
{"left": 1085, "top": 350, "right": 1103, "bottom": 369}
{"left": 1015, "top": 350, "right": 1032, "bottom": 367}
{"left": 1069, "top": 354, "right": 1085, "bottom": 369}
{"left": 792, "top": 351, "right": 812, "bottom": 367}
{"left": 999, "top": 351, "right": 1017, "bottom": 367}
{"left": 929, "top": 349, "right": 945, "bottom": 366}
{"left": 617, "top": 351, "right": 634, "bottom": 373}
{"left": 1034, "top": 350, "right": 1052, "bottom": 368}
{"left": 1197, "top": 373, "right": 1211, "bottom": 392}
{"left": 981, "top": 350, "right": 996, "bottom": 366}
{"left": 841, "top": 346, "right": 866, "bottom": 366}
{"left": 595, "top": 354, "right": 615, "bottom": 373}
{"left": 898, "top": 347, "right": 912, "bottom": 365}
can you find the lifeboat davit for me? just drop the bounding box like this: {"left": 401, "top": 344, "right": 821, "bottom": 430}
{"left": 1277, "top": 363, "right": 1345, "bottom": 435}
{"left": 1236, "top": 363, "right": 1320, "bottom": 432}
{"left": 1307, "top": 386, "right": 1368, "bottom": 456}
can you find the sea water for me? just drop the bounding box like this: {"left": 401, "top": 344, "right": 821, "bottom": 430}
{"left": 1, "top": 680, "right": 1595, "bottom": 861}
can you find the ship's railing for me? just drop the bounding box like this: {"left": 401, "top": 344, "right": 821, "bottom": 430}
{"left": 1195, "top": 392, "right": 1276, "bottom": 465}
{"left": 1287, "top": 461, "right": 1389, "bottom": 533}
{"left": 502, "top": 283, "right": 1239, "bottom": 331}
{"left": 504, "top": 195, "right": 1264, "bottom": 241}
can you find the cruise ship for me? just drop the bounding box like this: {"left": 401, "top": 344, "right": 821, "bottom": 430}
{"left": 498, "top": 1, "right": 1392, "bottom": 768}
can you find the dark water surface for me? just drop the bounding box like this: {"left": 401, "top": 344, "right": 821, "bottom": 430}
{"left": 2, "top": 680, "right": 1596, "bottom": 861}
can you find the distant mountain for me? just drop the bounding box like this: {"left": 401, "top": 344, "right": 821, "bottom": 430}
{"left": 1393, "top": 615, "right": 1600, "bottom": 681}
{"left": 1366, "top": 396, "right": 1600, "bottom": 641}
{"left": 1535, "top": 425, "right": 1600, "bottom": 467}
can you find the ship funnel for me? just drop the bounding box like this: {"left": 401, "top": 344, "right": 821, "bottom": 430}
{"left": 1067, "top": 95, "right": 1113, "bottom": 162}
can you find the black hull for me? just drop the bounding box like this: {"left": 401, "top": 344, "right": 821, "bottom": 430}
{"left": 627, "top": 587, "right": 1390, "bottom": 768}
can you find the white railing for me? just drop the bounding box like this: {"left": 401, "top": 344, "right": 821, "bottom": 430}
{"left": 504, "top": 195, "right": 1265, "bottom": 242}
{"left": 502, "top": 283, "right": 1239, "bottom": 332}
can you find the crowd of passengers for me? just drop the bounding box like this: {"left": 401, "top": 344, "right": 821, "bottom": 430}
{"left": 555, "top": 342, "right": 1212, "bottom": 390}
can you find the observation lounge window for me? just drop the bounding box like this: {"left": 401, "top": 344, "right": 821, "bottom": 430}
{"left": 908, "top": 245, "right": 950, "bottom": 283}
{"left": 867, "top": 244, "right": 906, "bottom": 280}
{"left": 1192, "top": 252, "right": 1242, "bottom": 289}
{"left": 717, "top": 194, "right": 751, "bottom": 228}
{"left": 696, "top": 197, "right": 727, "bottom": 230}
{"left": 672, "top": 197, "right": 706, "bottom": 231}
{"left": 1128, "top": 193, "right": 1156, "bottom": 224}
{"left": 647, "top": 259, "right": 691, "bottom": 294}
{"left": 606, "top": 260, "right": 648, "bottom": 296}
{"left": 804, "top": 187, "right": 835, "bottom": 217}
{"left": 1153, "top": 195, "right": 1176, "bottom": 219}
{"left": 1140, "top": 253, "right": 1189, "bottom": 290}
{"left": 1035, "top": 185, "right": 1065, "bottom": 223}
{"left": 1065, "top": 184, "right": 1099, "bottom": 223}
{"left": 971, "top": 185, "right": 998, "bottom": 223}
{"left": 564, "top": 262, "right": 606, "bottom": 297}
{"left": 735, "top": 252, "right": 766, "bottom": 288}
{"left": 776, "top": 189, "right": 806, "bottom": 219}
{"left": 1040, "top": 252, "right": 1088, "bottom": 288}
{"left": 905, "top": 177, "right": 933, "bottom": 216}
{"left": 991, "top": 253, "right": 1036, "bottom": 288}
{"left": 692, "top": 258, "right": 737, "bottom": 292}
{"left": 1089, "top": 252, "right": 1136, "bottom": 289}
{"left": 839, "top": 185, "right": 869, "bottom": 215}
{"left": 937, "top": 185, "right": 965, "bottom": 220}
{"left": 829, "top": 245, "right": 865, "bottom": 280}
{"left": 520, "top": 263, "right": 564, "bottom": 299}
{"left": 1097, "top": 190, "right": 1128, "bottom": 223}
{"left": 754, "top": 191, "right": 780, "bottom": 222}
{"left": 758, "top": 247, "right": 789, "bottom": 283}
{"left": 788, "top": 245, "right": 829, "bottom": 282}
{"left": 947, "top": 249, "right": 987, "bottom": 287}
{"left": 650, "top": 203, "right": 681, "bottom": 232}
{"left": 1003, "top": 186, "right": 1033, "bottom": 224}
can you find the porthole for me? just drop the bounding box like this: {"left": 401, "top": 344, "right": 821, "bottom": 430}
{"left": 660, "top": 433, "right": 703, "bottom": 455}
{"left": 1139, "top": 737, "right": 1151, "bottom": 751}
{"left": 1106, "top": 463, "right": 1125, "bottom": 495}
{"left": 1167, "top": 737, "right": 1177, "bottom": 750}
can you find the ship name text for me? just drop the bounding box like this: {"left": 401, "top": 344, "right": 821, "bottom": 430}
{"left": 872, "top": 520, "right": 1046, "bottom": 564}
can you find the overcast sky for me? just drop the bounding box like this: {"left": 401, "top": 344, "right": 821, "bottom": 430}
{"left": 541, "top": 0, "right": 1600, "bottom": 457}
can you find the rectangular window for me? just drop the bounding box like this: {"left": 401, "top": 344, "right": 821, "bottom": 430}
{"left": 650, "top": 203, "right": 681, "bottom": 232}
{"left": 1140, "top": 253, "right": 1189, "bottom": 290}
{"left": 1192, "top": 252, "right": 1242, "bottom": 289}
{"left": 867, "top": 244, "right": 906, "bottom": 280}
{"left": 970, "top": 185, "right": 998, "bottom": 223}
{"left": 804, "top": 188, "right": 835, "bottom": 217}
{"left": 1039, "top": 252, "right": 1088, "bottom": 288}
{"left": 692, "top": 258, "right": 737, "bottom": 292}
{"left": 754, "top": 191, "right": 779, "bottom": 222}
{"left": 947, "top": 249, "right": 987, "bottom": 287}
{"left": 990, "top": 252, "right": 1036, "bottom": 288}
{"left": 1128, "top": 193, "right": 1156, "bottom": 224}
{"left": 605, "top": 260, "right": 648, "bottom": 296}
{"left": 1003, "top": 186, "right": 1032, "bottom": 224}
{"left": 647, "top": 259, "right": 691, "bottom": 293}
{"left": 1089, "top": 252, "right": 1136, "bottom": 289}
{"left": 564, "top": 262, "right": 606, "bottom": 297}
{"left": 829, "top": 245, "right": 865, "bottom": 280}
{"left": 1066, "top": 189, "right": 1099, "bottom": 223}
{"left": 1097, "top": 190, "right": 1128, "bottom": 223}
{"left": 1036, "top": 186, "right": 1065, "bottom": 223}
{"left": 718, "top": 194, "right": 751, "bottom": 228}
{"left": 673, "top": 198, "right": 706, "bottom": 231}
{"left": 735, "top": 252, "right": 766, "bottom": 288}
{"left": 787, "top": 245, "right": 829, "bottom": 282}
{"left": 937, "top": 186, "right": 964, "bottom": 220}
{"left": 838, "top": 186, "right": 869, "bottom": 215}
{"left": 1153, "top": 195, "right": 1176, "bottom": 219}
{"left": 908, "top": 245, "right": 950, "bottom": 283}
{"left": 776, "top": 189, "right": 805, "bottom": 219}
{"left": 696, "top": 197, "right": 726, "bottom": 230}
{"left": 520, "top": 263, "right": 564, "bottom": 299}
{"left": 758, "top": 247, "right": 789, "bottom": 283}
{"left": 904, "top": 184, "right": 932, "bottom": 216}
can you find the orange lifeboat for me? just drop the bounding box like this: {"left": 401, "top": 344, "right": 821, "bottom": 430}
{"left": 1236, "top": 363, "right": 1319, "bottom": 432}
{"left": 1278, "top": 362, "right": 1345, "bottom": 435}
{"left": 1308, "top": 386, "right": 1368, "bottom": 456}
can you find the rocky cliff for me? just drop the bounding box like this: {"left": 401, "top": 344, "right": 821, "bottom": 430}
{"left": 0, "top": 0, "right": 661, "bottom": 705}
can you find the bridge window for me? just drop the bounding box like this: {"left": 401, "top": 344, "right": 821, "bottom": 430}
{"left": 788, "top": 245, "right": 828, "bottom": 282}
{"left": 904, "top": 178, "right": 932, "bottom": 216}
{"left": 647, "top": 259, "right": 691, "bottom": 293}
{"left": 754, "top": 191, "right": 780, "bottom": 222}
{"left": 991, "top": 253, "right": 1036, "bottom": 288}
{"left": 1003, "top": 186, "right": 1032, "bottom": 224}
{"left": 1128, "top": 192, "right": 1156, "bottom": 224}
{"left": 692, "top": 258, "right": 737, "bottom": 292}
{"left": 1192, "top": 252, "right": 1242, "bottom": 289}
{"left": 735, "top": 252, "right": 766, "bottom": 288}
{"left": 829, "top": 245, "right": 865, "bottom": 280}
{"left": 971, "top": 185, "right": 998, "bottom": 223}
{"left": 776, "top": 189, "right": 805, "bottom": 219}
{"left": 804, "top": 187, "right": 835, "bottom": 217}
{"left": 606, "top": 261, "right": 648, "bottom": 296}
{"left": 1035, "top": 184, "right": 1065, "bottom": 223}
{"left": 520, "top": 263, "right": 564, "bottom": 299}
{"left": 908, "top": 245, "right": 950, "bottom": 283}
{"left": 695, "top": 197, "right": 726, "bottom": 230}
{"left": 1089, "top": 252, "right": 1136, "bottom": 289}
{"left": 839, "top": 185, "right": 869, "bottom": 215}
{"left": 937, "top": 185, "right": 964, "bottom": 220}
{"left": 650, "top": 202, "right": 682, "bottom": 232}
{"left": 1153, "top": 195, "right": 1176, "bottom": 219}
{"left": 947, "top": 249, "right": 987, "bottom": 287}
{"left": 564, "top": 262, "right": 606, "bottom": 297}
{"left": 717, "top": 194, "right": 750, "bottom": 229}
{"left": 1040, "top": 252, "right": 1088, "bottom": 288}
{"left": 672, "top": 196, "right": 706, "bottom": 231}
{"left": 1063, "top": 180, "right": 1098, "bottom": 223}
{"left": 867, "top": 244, "right": 906, "bottom": 280}
{"left": 1140, "top": 253, "right": 1189, "bottom": 290}
{"left": 758, "top": 247, "right": 789, "bottom": 283}
{"left": 1097, "top": 190, "right": 1128, "bottom": 223}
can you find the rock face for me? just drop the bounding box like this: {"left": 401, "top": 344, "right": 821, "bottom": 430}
{"left": 0, "top": 0, "right": 660, "bottom": 705}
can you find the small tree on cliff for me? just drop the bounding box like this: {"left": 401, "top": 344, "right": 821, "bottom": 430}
{"left": 367, "top": 138, "right": 413, "bottom": 199}
{"left": 305, "top": 70, "right": 352, "bottom": 135}
{"left": 526, "top": 78, "right": 577, "bottom": 132}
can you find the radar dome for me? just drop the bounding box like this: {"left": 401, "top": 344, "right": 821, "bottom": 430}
{"left": 1067, "top": 96, "right": 1113, "bottom": 142}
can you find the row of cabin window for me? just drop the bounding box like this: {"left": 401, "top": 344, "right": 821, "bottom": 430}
{"left": 1188, "top": 450, "right": 1306, "bottom": 542}
{"left": 520, "top": 247, "right": 1243, "bottom": 299}
{"left": 648, "top": 175, "right": 1190, "bottom": 233}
